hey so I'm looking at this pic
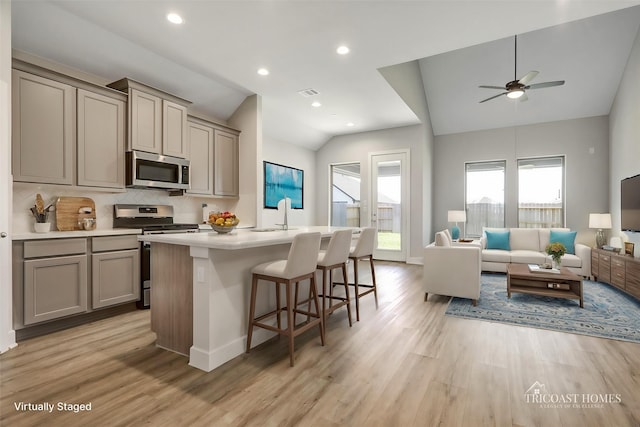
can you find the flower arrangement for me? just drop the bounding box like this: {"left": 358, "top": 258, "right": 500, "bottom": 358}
{"left": 545, "top": 242, "right": 566, "bottom": 266}
{"left": 30, "top": 193, "right": 52, "bottom": 223}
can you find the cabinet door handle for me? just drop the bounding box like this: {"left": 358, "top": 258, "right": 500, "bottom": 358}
{"left": 0, "top": 232, "right": 7, "bottom": 238}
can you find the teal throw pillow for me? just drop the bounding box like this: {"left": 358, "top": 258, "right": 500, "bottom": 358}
{"left": 550, "top": 230, "right": 577, "bottom": 254}
{"left": 485, "top": 230, "right": 510, "bottom": 250}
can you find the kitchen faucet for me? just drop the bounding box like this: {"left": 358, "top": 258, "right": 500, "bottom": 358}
{"left": 276, "top": 198, "right": 289, "bottom": 230}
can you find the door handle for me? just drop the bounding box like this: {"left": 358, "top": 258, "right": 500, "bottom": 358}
{"left": 0, "top": 232, "right": 7, "bottom": 238}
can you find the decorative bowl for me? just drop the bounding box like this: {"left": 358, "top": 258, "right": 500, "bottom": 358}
{"left": 211, "top": 224, "right": 237, "bottom": 234}
{"left": 207, "top": 214, "right": 240, "bottom": 234}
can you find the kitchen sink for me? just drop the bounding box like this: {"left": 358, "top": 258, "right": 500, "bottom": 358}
{"left": 250, "top": 227, "right": 297, "bottom": 232}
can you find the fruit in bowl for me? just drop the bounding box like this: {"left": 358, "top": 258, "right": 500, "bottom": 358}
{"left": 208, "top": 211, "right": 239, "bottom": 233}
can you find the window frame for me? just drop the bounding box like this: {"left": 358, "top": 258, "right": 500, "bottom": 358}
{"left": 516, "top": 155, "right": 566, "bottom": 228}
{"left": 464, "top": 160, "right": 506, "bottom": 237}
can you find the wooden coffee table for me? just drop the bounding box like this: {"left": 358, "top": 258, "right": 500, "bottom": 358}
{"left": 507, "top": 264, "right": 583, "bottom": 308}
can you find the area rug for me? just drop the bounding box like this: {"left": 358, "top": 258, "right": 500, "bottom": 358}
{"left": 445, "top": 274, "right": 640, "bottom": 343}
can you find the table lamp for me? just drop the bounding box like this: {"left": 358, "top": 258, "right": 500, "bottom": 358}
{"left": 447, "top": 210, "right": 466, "bottom": 240}
{"left": 589, "top": 213, "right": 612, "bottom": 248}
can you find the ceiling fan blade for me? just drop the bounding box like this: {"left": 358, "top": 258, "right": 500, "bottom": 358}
{"left": 519, "top": 93, "right": 529, "bottom": 102}
{"left": 479, "top": 92, "right": 507, "bottom": 103}
{"left": 479, "top": 85, "right": 506, "bottom": 90}
{"left": 518, "top": 70, "right": 539, "bottom": 85}
{"left": 526, "top": 80, "right": 565, "bottom": 90}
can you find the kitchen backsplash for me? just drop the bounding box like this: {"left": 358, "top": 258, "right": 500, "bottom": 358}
{"left": 13, "top": 183, "right": 235, "bottom": 233}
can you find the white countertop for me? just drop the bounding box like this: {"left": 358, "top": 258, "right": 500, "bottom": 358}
{"left": 140, "top": 226, "right": 355, "bottom": 250}
{"left": 13, "top": 228, "right": 143, "bottom": 241}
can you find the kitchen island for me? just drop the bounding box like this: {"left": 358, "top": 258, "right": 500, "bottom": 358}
{"left": 140, "top": 226, "right": 352, "bottom": 372}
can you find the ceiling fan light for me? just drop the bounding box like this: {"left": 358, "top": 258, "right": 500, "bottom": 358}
{"left": 507, "top": 90, "right": 524, "bottom": 99}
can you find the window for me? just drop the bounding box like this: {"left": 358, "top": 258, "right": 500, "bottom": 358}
{"left": 465, "top": 161, "right": 506, "bottom": 237}
{"left": 330, "top": 163, "right": 361, "bottom": 227}
{"left": 518, "top": 156, "right": 564, "bottom": 228}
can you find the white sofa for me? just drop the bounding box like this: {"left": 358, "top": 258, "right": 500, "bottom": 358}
{"left": 480, "top": 227, "right": 591, "bottom": 277}
{"left": 423, "top": 230, "right": 481, "bottom": 305}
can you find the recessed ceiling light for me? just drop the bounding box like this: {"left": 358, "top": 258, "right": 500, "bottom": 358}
{"left": 167, "top": 13, "right": 183, "bottom": 24}
{"left": 336, "top": 45, "right": 350, "bottom": 55}
{"left": 311, "top": 101, "right": 322, "bottom": 108}
{"left": 257, "top": 68, "right": 270, "bottom": 76}
{"left": 346, "top": 122, "right": 355, "bottom": 127}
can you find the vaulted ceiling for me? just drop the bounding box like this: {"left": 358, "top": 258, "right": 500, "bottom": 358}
{"left": 11, "top": 1, "right": 640, "bottom": 150}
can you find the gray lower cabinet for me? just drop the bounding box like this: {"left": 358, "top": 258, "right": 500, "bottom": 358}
{"left": 23, "top": 239, "right": 88, "bottom": 326}
{"left": 15, "top": 235, "right": 140, "bottom": 329}
{"left": 91, "top": 235, "right": 140, "bottom": 309}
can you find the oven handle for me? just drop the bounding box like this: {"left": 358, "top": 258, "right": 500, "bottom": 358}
{"left": 141, "top": 242, "right": 151, "bottom": 285}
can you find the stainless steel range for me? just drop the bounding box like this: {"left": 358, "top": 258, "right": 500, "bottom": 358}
{"left": 113, "top": 204, "right": 199, "bottom": 309}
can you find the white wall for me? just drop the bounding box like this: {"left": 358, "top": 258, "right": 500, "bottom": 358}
{"left": 262, "top": 136, "right": 316, "bottom": 228}
{"left": 379, "top": 60, "right": 435, "bottom": 256}
{"left": 610, "top": 23, "right": 640, "bottom": 252}
{"left": 316, "top": 124, "right": 430, "bottom": 262}
{"left": 433, "top": 116, "right": 610, "bottom": 244}
{"left": 12, "top": 184, "right": 236, "bottom": 233}
{"left": 229, "top": 95, "right": 261, "bottom": 227}
{"left": 1, "top": 0, "right": 16, "bottom": 353}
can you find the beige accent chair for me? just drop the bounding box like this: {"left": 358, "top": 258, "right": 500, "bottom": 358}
{"left": 424, "top": 230, "right": 481, "bottom": 305}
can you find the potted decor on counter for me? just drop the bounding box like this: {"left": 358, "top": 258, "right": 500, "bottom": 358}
{"left": 30, "top": 193, "right": 53, "bottom": 233}
{"left": 546, "top": 242, "right": 567, "bottom": 269}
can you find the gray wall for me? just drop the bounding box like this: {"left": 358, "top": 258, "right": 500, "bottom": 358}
{"left": 315, "top": 123, "right": 431, "bottom": 263}
{"left": 610, "top": 23, "right": 640, "bottom": 252}
{"left": 433, "top": 115, "right": 610, "bottom": 245}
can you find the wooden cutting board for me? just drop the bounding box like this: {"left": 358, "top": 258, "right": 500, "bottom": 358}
{"left": 55, "top": 197, "right": 96, "bottom": 231}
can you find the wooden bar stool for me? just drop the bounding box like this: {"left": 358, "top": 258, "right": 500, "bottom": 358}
{"left": 246, "top": 232, "right": 324, "bottom": 367}
{"left": 316, "top": 229, "right": 353, "bottom": 339}
{"left": 347, "top": 227, "right": 378, "bottom": 321}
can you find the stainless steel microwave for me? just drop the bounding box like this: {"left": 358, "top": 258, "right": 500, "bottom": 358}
{"left": 126, "top": 150, "right": 190, "bottom": 190}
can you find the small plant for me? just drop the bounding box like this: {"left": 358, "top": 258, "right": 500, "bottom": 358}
{"left": 545, "top": 242, "right": 566, "bottom": 265}
{"left": 30, "top": 193, "right": 52, "bottom": 223}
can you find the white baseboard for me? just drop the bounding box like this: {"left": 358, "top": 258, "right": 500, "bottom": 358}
{"left": 406, "top": 256, "right": 423, "bottom": 265}
{"left": 189, "top": 328, "right": 276, "bottom": 372}
{"left": 0, "top": 329, "right": 16, "bottom": 354}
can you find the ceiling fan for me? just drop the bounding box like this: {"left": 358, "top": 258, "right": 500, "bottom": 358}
{"left": 478, "top": 35, "right": 565, "bottom": 103}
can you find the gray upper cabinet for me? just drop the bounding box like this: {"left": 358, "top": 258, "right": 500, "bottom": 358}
{"left": 108, "top": 78, "right": 191, "bottom": 159}
{"left": 186, "top": 119, "right": 214, "bottom": 195}
{"left": 186, "top": 116, "right": 240, "bottom": 197}
{"left": 130, "top": 88, "right": 162, "bottom": 154}
{"left": 77, "top": 89, "right": 126, "bottom": 188}
{"left": 163, "top": 100, "right": 189, "bottom": 158}
{"left": 214, "top": 129, "right": 239, "bottom": 197}
{"left": 12, "top": 62, "right": 128, "bottom": 190}
{"left": 12, "top": 69, "right": 75, "bottom": 185}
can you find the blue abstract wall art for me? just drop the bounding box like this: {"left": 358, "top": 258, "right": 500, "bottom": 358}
{"left": 263, "top": 161, "right": 304, "bottom": 209}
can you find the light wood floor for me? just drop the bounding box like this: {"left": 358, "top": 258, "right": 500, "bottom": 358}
{"left": 2, "top": 261, "right": 639, "bottom": 427}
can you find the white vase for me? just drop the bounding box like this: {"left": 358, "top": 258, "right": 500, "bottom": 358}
{"left": 34, "top": 222, "right": 51, "bottom": 233}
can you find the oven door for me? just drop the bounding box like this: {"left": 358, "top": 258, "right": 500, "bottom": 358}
{"left": 138, "top": 241, "right": 151, "bottom": 309}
